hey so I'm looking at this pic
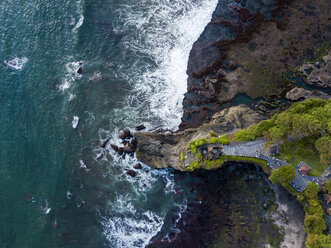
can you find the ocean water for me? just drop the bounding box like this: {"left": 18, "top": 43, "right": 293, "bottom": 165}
{"left": 0, "top": 0, "right": 218, "bottom": 247}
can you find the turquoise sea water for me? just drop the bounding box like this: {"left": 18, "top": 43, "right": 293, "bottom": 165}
{"left": 0, "top": 0, "right": 218, "bottom": 247}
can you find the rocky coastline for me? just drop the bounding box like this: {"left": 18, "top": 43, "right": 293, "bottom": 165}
{"left": 179, "top": 0, "right": 330, "bottom": 130}
{"left": 134, "top": 0, "right": 330, "bottom": 170}
{"left": 115, "top": 0, "right": 331, "bottom": 246}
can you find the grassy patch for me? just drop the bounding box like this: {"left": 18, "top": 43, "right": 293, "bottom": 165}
{"left": 276, "top": 139, "right": 327, "bottom": 176}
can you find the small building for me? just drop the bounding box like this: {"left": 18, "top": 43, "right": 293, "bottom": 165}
{"left": 325, "top": 194, "right": 331, "bottom": 205}
{"left": 198, "top": 144, "right": 223, "bottom": 160}
{"left": 298, "top": 162, "right": 311, "bottom": 176}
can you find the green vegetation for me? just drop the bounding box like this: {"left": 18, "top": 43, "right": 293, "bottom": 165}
{"left": 210, "top": 131, "right": 217, "bottom": 137}
{"left": 276, "top": 138, "right": 326, "bottom": 176}
{"left": 209, "top": 135, "right": 230, "bottom": 145}
{"left": 188, "top": 138, "right": 208, "bottom": 154}
{"left": 324, "top": 178, "right": 331, "bottom": 193}
{"left": 269, "top": 164, "right": 296, "bottom": 185}
{"left": 269, "top": 168, "right": 329, "bottom": 248}
{"left": 306, "top": 234, "right": 331, "bottom": 248}
{"left": 313, "top": 42, "right": 330, "bottom": 62}
{"left": 188, "top": 135, "right": 229, "bottom": 154}
{"left": 185, "top": 155, "right": 269, "bottom": 174}
{"left": 180, "top": 152, "right": 185, "bottom": 161}
{"left": 234, "top": 99, "right": 331, "bottom": 176}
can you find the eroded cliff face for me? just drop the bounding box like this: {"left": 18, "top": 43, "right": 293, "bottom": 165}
{"left": 135, "top": 105, "right": 265, "bottom": 170}
{"left": 179, "top": 0, "right": 331, "bottom": 130}
{"left": 136, "top": 0, "right": 330, "bottom": 171}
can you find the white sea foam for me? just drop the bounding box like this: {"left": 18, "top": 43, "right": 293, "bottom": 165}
{"left": 41, "top": 200, "right": 51, "bottom": 214}
{"left": 101, "top": 0, "right": 218, "bottom": 246}
{"left": 72, "top": 116, "right": 79, "bottom": 129}
{"left": 59, "top": 61, "right": 82, "bottom": 92}
{"left": 115, "top": 0, "right": 218, "bottom": 130}
{"left": 4, "top": 57, "right": 28, "bottom": 70}
{"left": 72, "top": 0, "right": 84, "bottom": 32}
{"left": 73, "top": 14, "right": 84, "bottom": 32}
{"left": 101, "top": 209, "right": 164, "bottom": 248}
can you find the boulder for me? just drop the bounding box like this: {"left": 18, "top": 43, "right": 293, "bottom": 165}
{"left": 100, "top": 138, "right": 110, "bottom": 148}
{"left": 110, "top": 144, "right": 119, "bottom": 152}
{"left": 134, "top": 163, "right": 142, "bottom": 169}
{"left": 298, "top": 51, "right": 331, "bottom": 88}
{"left": 129, "top": 137, "right": 138, "bottom": 150}
{"left": 119, "top": 129, "right": 132, "bottom": 139}
{"left": 286, "top": 87, "right": 329, "bottom": 101}
{"left": 126, "top": 170, "right": 137, "bottom": 177}
{"left": 117, "top": 147, "right": 124, "bottom": 155}
{"left": 135, "top": 125, "right": 146, "bottom": 131}
{"left": 77, "top": 67, "right": 83, "bottom": 74}
{"left": 123, "top": 145, "right": 134, "bottom": 154}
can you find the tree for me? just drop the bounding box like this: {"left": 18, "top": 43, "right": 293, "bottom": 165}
{"left": 315, "top": 134, "right": 331, "bottom": 165}
{"left": 304, "top": 213, "right": 327, "bottom": 234}
{"left": 269, "top": 164, "right": 296, "bottom": 185}
{"left": 324, "top": 179, "right": 331, "bottom": 193}
{"left": 306, "top": 234, "right": 331, "bottom": 248}
{"left": 304, "top": 182, "right": 320, "bottom": 200}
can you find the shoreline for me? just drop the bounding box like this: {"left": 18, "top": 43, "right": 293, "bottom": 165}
{"left": 132, "top": 0, "right": 331, "bottom": 246}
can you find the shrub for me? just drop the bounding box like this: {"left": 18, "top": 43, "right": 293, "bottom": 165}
{"left": 306, "top": 233, "right": 331, "bottom": 248}
{"left": 234, "top": 129, "right": 256, "bottom": 141}
{"left": 180, "top": 152, "right": 185, "bottom": 161}
{"left": 210, "top": 131, "right": 217, "bottom": 137}
{"left": 188, "top": 138, "right": 208, "bottom": 154}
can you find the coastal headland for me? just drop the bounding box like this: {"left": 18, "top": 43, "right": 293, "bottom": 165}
{"left": 113, "top": 0, "right": 331, "bottom": 246}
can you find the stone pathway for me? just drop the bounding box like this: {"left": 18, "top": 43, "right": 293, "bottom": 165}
{"left": 221, "top": 138, "right": 331, "bottom": 192}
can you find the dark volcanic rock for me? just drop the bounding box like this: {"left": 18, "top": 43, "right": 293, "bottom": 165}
{"left": 77, "top": 67, "right": 82, "bottom": 74}
{"left": 126, "top": 169, "right": 137, "bottom": 177}
{"left": 180, "top": 0, "right": 330, "bottom": 130}
{"left": 135, "top": 125, "right": 146, "bottom": 131}
{"left": 133, "top": 163, "right": 142, "bottom": 169}
{"left": 119, "top": 129, "right": 132, "bottom": 140}
{"left": 100, "top": 138, "right": 110, "bottom": 148}
{"left": 123, "top": 145, "right": 134, "bottom": 154}
{"left": 147, "top": 163, "right": 299, "bottom": 248}
{"left": 129, "top": 137, "right": 138, "bottom": 150}
{"left": 110, "top": 144, "right": 119, "bottom": 152}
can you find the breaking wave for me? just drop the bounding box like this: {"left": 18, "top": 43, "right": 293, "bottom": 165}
{"left": 4, "top": 57, "right": 28, "bottom": 70}
{"left": 100, "top": 0, "right": 218, "bottom": 247}
{"left": 114, "top": 0, "right": 218, "bottom": 130}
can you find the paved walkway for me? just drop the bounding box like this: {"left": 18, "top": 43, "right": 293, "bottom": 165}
{"left": 221, "top": 139, "right": 331, "bottom": 192}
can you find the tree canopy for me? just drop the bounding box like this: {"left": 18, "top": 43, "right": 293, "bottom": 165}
{"left": 235, "top": 99, "right": 331, "bottom": 165}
